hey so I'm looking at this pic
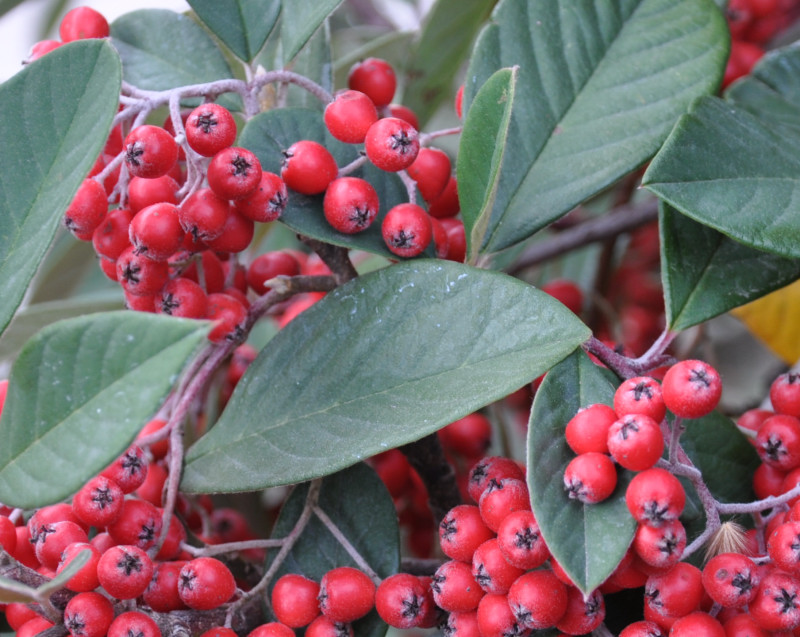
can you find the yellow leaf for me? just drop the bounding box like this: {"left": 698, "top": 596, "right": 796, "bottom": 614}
{"left": 732, "top": 279, "right": 800, "bottom": 364}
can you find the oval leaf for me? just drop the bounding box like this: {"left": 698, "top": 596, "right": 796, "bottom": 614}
{"left": 644, "top": 95, "right": 800, "bottom": 258}
{"left": 463, "top": 0, "right": 728, "bottom": 253}
{"left": 281, "top": 0, "right": 343, "bottom": 62}
{"left": 661, "top": 204, "right": 800, "bottom": 331}
{"left": 266, "top": 463, "right": 398, "bottom": 637}
{"left": 528, "top": 349, "right": 636, "bottom": 595}
{"left": 111, "top": 10, "right": 236, "bottom": 108}
{"left": 239, "top": 108, "right": 435, "bottom": 260}
{"left": 457, "top": 67, "right": 516, "bottom": 264}
{"left": 182, "top": 260, "right": 590, "bottom": 493}
{"left": 0, "top": 40, "right": 120, "bottom": 337}
{"left": 0, "top": 313, "right": 209, "bottom": 508}
{"left": 187, "top": 0, "right": 280, "bottom": 61}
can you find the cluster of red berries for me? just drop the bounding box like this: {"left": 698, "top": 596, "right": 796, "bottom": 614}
{"left": 724, "top": 0, "right": 800, "bottom": 88}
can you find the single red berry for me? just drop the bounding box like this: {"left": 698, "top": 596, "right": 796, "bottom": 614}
{"left": 375, "top": 572, "right": 431, "bottom": 629}
{"left": 467, "top": 456, "right": 525, "bottom": 504}
{"left": 127, "top": 175, "right": 180, "bottom": 213}
{"left": 305, "top": 615, "right": 353, "bottom": 637}
{"left": 144, "top": 560, "right": 189, "bottom": 612}
{"left": 281, "top": 140, "right": 338, "bottom": 195}
{"left": 247, "top": 251, "right": 303, "bottom": 297}
{"left": 93, "top": 207, "right": 133, "bottom": 261}
{"left": 431, "top": 559, "right": 485, "bottom": 612}
{"left": 0, "top": 515, "right": 16, "bottom": 556}
{"left": 607, "top": 413, "right": 665, "bottom": 471}
{"left": 129, "top": 202, "right": 183, "bottom": 261}
{"left": 107, "top": 612, "right": 160, "bottom": 637}
{"left": 33, "top": 520, "right": 88, "bottom": 571}
{"left": 185, "top": 103, "right": 237, "bottom": 157}
{"left": 406, "top": 147, "right": 451, "bottom": 203}
{"left": 471, "top": 538, "right": 525, "bottom": 594}
{"left": 771, "top": 372, "right": 800, "bottom": 418}
{"left": 117, "top": 246, "right": 170, "bottom": 297}
{"left": 318, "top": 566, "right": 376, "bottom": 623}
{"left": 323, "top": 177, "right": 380, "bottom": 234}
{"left": 271, "top": 574, "right": 320, "bottom": 628}
{"left": 614, "top": 376, "right": 667, "bottom": 423}
{"left": 441, "top": 217, "right": 466, "bottom": 262}
{"left": 324, "top": 90, "right": 379, "bottom": 144}
{"left": 632, "top": 519, "right": 686, "bottom": 570}
{"left": 496, "top": 510, "right": 548, "bottom": 570}
{"left": 438, "top": 504, "right": 494, "bottom": 563}
{"left": 157, "top": 277, "right": 208, "bottom": 319}
{"left": 431, "top": 217, "right": 449, "bottom": 260}
{"left": 106, "top": 498, "right": 162, "bottom": 549}
{"left": 478, "top": 477, "right": 531, "bottom": 532}
{"left": 644, "top": 562, "right": 704, "bottom": 617}
{"left": 768, "top": 520, "right": 800, "bottom": 573}
{"left": 204, "top": 208, "right": 255, "bottom": 254}
{"left": 207, "top": 146, "right": 262, "bottom": 199}
{"left": 428, "top": 176, "right": 460, "bottom": 219}
{"left": 25, "top": 40, "right": 62, "bottom": 62}
{"left": 669, "top": 612, "right": 724, "bottom": 637}
{"left": 556, "top": 586, "right": 605, "bottom": 635}
{"left": 247, "top": 623, "right": 295, "bottom": 637}
{"left": 124, "top": 125, "right": 179, "bottom": 179}
{"left": 72, "top": 474, "right": 124, "bottom": 528}
{"left": 438, "top": 413, "right": 493, "bottom": 459}
{"left": 563, "top": 452, "right": 617, "bottom": 504}
{"left": 507, "top": 569, "right": 568, "bottom": 630}
{"left": 564, "top": 403, "right": 617, "bottom": 455}
{"left": 541, "top": 278, "right": 584, "bottom": 315}
{"left": 661, "top": 359, "right": 722, "bottom": 419}
{"left": 234, "top": 171, "right": 288, "bottom": 223}
{"left": 365, "top": 117, "right": 420, "bottom": 172}
{"left": 753, "top": 461, "right": 787, "bottom": 499}
{"left": 179, "top": 557, "right": 237, "bottom": 610}
{"left": 347, "top": 57, "right": 397, "bottom": 107}
{"left": 381, "top": 203, "right": 431, "bottom": 258}
{"left": 625, "top": 467, "right": 685, "bottom": 527}
{"left": 101, "top": 444, "right": 149, "bottom": 493}
{"left": 756, "top": 414, "right": 800, "bottom": 471}
{"left": 97, "top": 544, "right": 154, "bottom": 599}
{"left": 179, "top": 188, "right": 231, "bottom": 243}
{"left": 59, "top": 7, "right": 109, "bottom": 41}
{"left": 455, "top": 85, "right": 464, "bottom": 119}
{"left": 4, "top": 603, "right": 38, "bottom": 631}
{"left": 475, "top": 593, "right": 526, "bottom": 637}
{"left": 702, "top": 551, "right": 759, "bottom": 608}
{"left": 388, "top": 103, "right": 419, "bottom": 129}
{"left": 64, "top": 179, "right": 107, "bottom": 240}
{"left": 747, "top": 569, "right": 800, "bottom": 631}
{"left": 63, "top": 592, "right": 114, "bottom": 637}
{"left": 207, "top": 292, "right": 248, "bottom": 343}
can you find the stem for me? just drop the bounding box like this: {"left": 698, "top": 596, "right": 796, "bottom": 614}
{"left": 337, "top": 154, "right": 369, "bottom": 177}
{"left": 419, "top": 126, "right": 462, "bottom": 145}
{"left": 299, "top": 237, "right": 358, "bottom": 285}
{"left": 397, "top": 170, "right": 417, "bottom": 205}
{"left": 312, "top": 505, "right": 380, "bottom": 584}
{"left": 180, "top": 538, "right": 284, "bottom": 557}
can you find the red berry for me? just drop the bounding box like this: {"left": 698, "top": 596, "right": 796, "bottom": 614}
{"left": 97, "top": 544, "right": 154, "bottom": 599}
{"left": 471, "top": 538, "right": 524, "bottom": 594}
{"left": 388, "top": 104, "right": 419, "bottom": 130}
{"left": 179, "top": 557, "right": 237, "bottom": 610}
{"left": 428, "top": 176, "right": 460, "bottom": 219}
{"left": 661, "top": 359, "right": 722, "bottom": 419}
{"left": 438, "top": 504, "right": 494, "bottom": 563}
{"left": 771, "top": 372, "right": 800, "bottom": 417}
{"left": 185, "top": 103, "right": 237, "bottom": 157}
{"left": 72, "top": 475, "right": 124, "bottom": 528}
{"left": 541, "top": 279, "right": 584, "bottom": 315}
{"left": 63, "top": 592, "right": 114, "bottom": 637}
{"left": 33, "top": 520, "right": 88, "bottom": 570}
{"left": 375, "top": 572, "right": 431, "bottom": 629}
{"left": 439, "top": 413, "right": 493, "bottom": 459}
{"left": 632, "top": 519, "right": 686, "bottom": 570}
{"left": 179, "top": 188, "right": 231, "bottom": 243}
{"left": 59, "top": 7, "right": 109, "bottom": 41}
{"left": 669, "top": 612, "right": 724, "bottom": 637}
{"left": 204, "top": 209, "right": 255, "bottom": 254}
{"left": 756, "top": 414, "right": 800, "bottom": 471}
{"left": 305, "top": 615, "right": 353, "bottom": 637}
{"left": 64, "top": 179, "right": 107, "bottom": 240}
{"left": 207, "top": 292, "right": 248, "bottom": 343}
{"left": 106, "top": 498, "right": 162, "bottom": 549}
{"left": 747, "top": 569, "right": 800, "bottom": 631}
{"left": 117, "top": 246, "right": 169, "bottom": 297}
{"left": 431, "top": 559, "right": 485, "bottom": 612}
{"left": 618, "top": 620, "right": 665, "bottom": 637}
{"left": 365, "top": 117, "right": 419, "bottom": 172}
{"left": 506, "top": 569, "right": 568, "bottom": 630}
{"left": 644, "top": 562, "right": 704, "bottom": 617}
{"left": 323, "top": 177, "right": 380, "bottom": 234}
{"left": 625, "top": 467, "right": 685, "bottom": 527}
{"left": 234, "top": 171, "right": 288, "bottom": 223}
{"left": 129, "top": 202, "right": 183, "bottom": 261}
{"left": 702, "top": 551, "right": 759, "bottom": 608}
{"left": 281, "top": 140, "right": 338, "bottom": 195}
{"left": 127, "top": 175, "right": 180, "bottom": 212}
{"left": 101, "top": 445, "right": 149, "bottom": 493}
{"left": 93, "top": 207, "right": 133, "bottom": 260}
{"left": 124, "top": 125, "right": 179, "bottom": 179}
{"left": 564, "top": 403, "right": 617, "bottom": 455}
{"left": 476, "top": 593, "right": 526, "bottom": 637}
{"left": 247, "top": 623, "right": 295, "bottom": 637}
{"left": 607, "top": 413, "right": 665, "bottom": 471}
{"left": 467, "top": 456, "right": 525, "bottom": 504}
{"left": 107, "top": 612, "right": 160, "bottom": 637}
{"left": 406, "top": 147, "right": 451, "bottom": 203}
{"left": 563, "top": 452, "right": 617, "bottom": 504}
{"left": 455, "top": 85, "right": 464, "bottom": 119}
{"left": 555, "top": 586, "right": 605, "bottom": 635}
{"left": 614, "top": 376, "right": 667, "bottom": 423}
{"left": 144, "top": 560, "right": 189, "bottom": 612}
{"left": 324, "top": 90, "right": 379, "bottom": 144}
{"left": 157, "top": 277, "right": 209, "bottom": 319}
{"left": 496, "top": 510, "right": 549, "bottom": 570}
{"left": 478, "top": 477, "right": 531, "bottom": 532}
{"left": 768, "top": 520, "right": 800, "bottom": 573}
{"left": 318, "top": 566, "right": 376, "bottom": 623}
{"left": 381, "top": 203, "right": 431, "bottom": 258}
{"left": 207, "top": 146, "right": 262, "bottom": 199}
{"left": 441, "top": 216, "right": 466, "bottom": 262}
{"left": 271, "top": 574, "right": 320, "bottom": 627}
{"left": 347, "top": 58, "right": 397, "bottom": 107}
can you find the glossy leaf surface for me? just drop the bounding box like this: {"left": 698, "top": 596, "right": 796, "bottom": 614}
{"left": 463, "top": 0, "right": 727, "bottom": 253}
{"left": 660, "top": 204, "right": 800, "bottom": 331}
{"left": 187, "top": 0, "right": 280, "bottom": 61}
{"left": 0, "top": 313, "right": 208, "bottom": 508}
{"left": 0, "top": 40, "right": 120, "bottom": 337}
{"left": 182, "top": 260, "right": 590, "bottom": 493}
{"left": 528, "top": 349, "right": 635, "bottom": 595}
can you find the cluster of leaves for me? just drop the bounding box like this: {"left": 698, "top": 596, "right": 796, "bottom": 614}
{"left": 0, "top": 0, "right": 796, "bottom": 624}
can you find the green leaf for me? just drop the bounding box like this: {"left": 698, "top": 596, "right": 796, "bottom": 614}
{"left": 187, "top": 0, "right": 280, "bottom": 61}
{"left": 660, "top": 204, "right": 800, "bottom": 331}
{"left": 281, "top": 0, "right": 343, "bottom": 62}
{"left": 644, "top": 96, "right": 800, "bottom": 258}
{"left": 457, "top": 67, "right": 517, "bottom": 264}
{"left": 110, "top": 10, "right": 236, "bottom": 108}
{"left": 681, "top": 411, "right": 760, "bottom": 505}
{"left": 266, "top": 463, "right": 397, "bottom": 637}
{"left": 0, "top": 0, "right": 25, "bottom": 20}
{"left": 35, "top": 548, "right": 91, "bottom": 597}
{"left": 0, "top": 313, "right": 208, "bottom": 508}
{"left": 528, "top": 349, "right": 636, "bottom": 595}
{"left": 463, "top": 0, "right": 728, "bottom": 253}
{"left": 238, "top": 108, "right": 434, "bottom": 260}
{"left": 0, "top": 577, "right": 36, "bottom": 604}
{"left": 182, "top": 260, "right": 590, "bottom": 493}
{"left": 401, "top": 0, "right": 496, "bottom": 127}
{"left": 0, "top": 40, "right": 120, "bottom": 337}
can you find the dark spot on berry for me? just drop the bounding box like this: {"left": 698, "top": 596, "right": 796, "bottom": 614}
{"left": 658, "top": 531, "right": 680, "bottom": 557}
{"left": 126, "top": 142, "right": 145, "bottom": 167}
{"left": 439, "top": 516, "right": 457, "bottom": 541}
{"left": 180, "top": 570, "right": 196, "bottom": 591}
{"left": 514, "top": 526, "right": 539, "bottom": 550}
{"left": 91, "top": 486, "right": 115, "bottom": 510}
{"left": 775, "top": 587, "right": 799, "bottom": 614}
{"left": 430, "top": 574, "right": 444, "bottom": 594}
{"left": 389, "top": 130, "right": 416, "bottom": 155}
{"left": 65, "top": 613, "right": 86, "bottom": 637}
{"left": 121, "top": 262, "right": 141, "bottom": 284}
{"left": 160, "top": 293, "right": 180, "bottom": 315}
{"left": 732, "top": 571, "right": 754, "bottom": 597}
{"left": 388, "top": 229, "right": 416, "bottom": 250}
{"left": 268, "top": 191, "right": 287, "bottom": 214}
{"left": 195, "top": 112, "right": 217, "bottom": 135}
{"left": 620, "top": 418, "right": 640, "bottom": 440}
{"left": 121, "top": 450, "right": 144, "bottom": 478}
{"left": 642, "top": 501, "right": 671, "bottom": 525}
{"left": 633, "top": 381, "right": 654, "bottom": 402}
{"left": 117, "top": 552, "right": 143, "bottom": 576}
{"left": 231, "top": 155, "right": 252, "bottom": 177}
{"left": 401, "top": 592, "right": 423, "bottom": 619}
{"left": 138, "top": 522, "right": 157, "bottom": 545}
{"left": 764, "top": 435, "right": 787, "bottom": 462}
{"left": 689, "top": 367, "right": 711, "bottom": 388}
{"left": 473, "top": 563, "right": 491, "bottom": 588}
{"left": 349, "top": 206, "right": 371, "bottom": 228}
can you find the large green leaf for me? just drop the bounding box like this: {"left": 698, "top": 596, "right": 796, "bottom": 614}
{"left": 0, "top": 313, "right": 208, "bottom": 508}
{"left": 238, "top": 108, "right": 434, "bottom": 260}
{"left": 0, "top": 40, "right": 120, "bottom": 337}
{"left": 457, "top": 67, "right": 516, "bottom": 264}
{"left": 644, "top": 96, "right": 800, "bottom": 258}
{"left": 281, "top": 0, "right": 343, "bottom": 62}
{"left": 267, "top": 464, "right": 397, "bottom": 637}
{"left": 110, "top": 9, "right": 236, "bottom": 108}
{"left": 528, "top": 349, "right": 636, "bottom": 595}
{"left": 401, "top": 0, "right": 496, "bottom": 127}
{"left": 661, "top": 204, "right": 800, "bottom": 331}
{"left": 187, "top": 0, "right": 280, "bottom": 61}
{"left": 181, "top": 260, "right": 590, "bottom": 493}
{"left": 463, "top": 0, "right": 728, "bottom": 253}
